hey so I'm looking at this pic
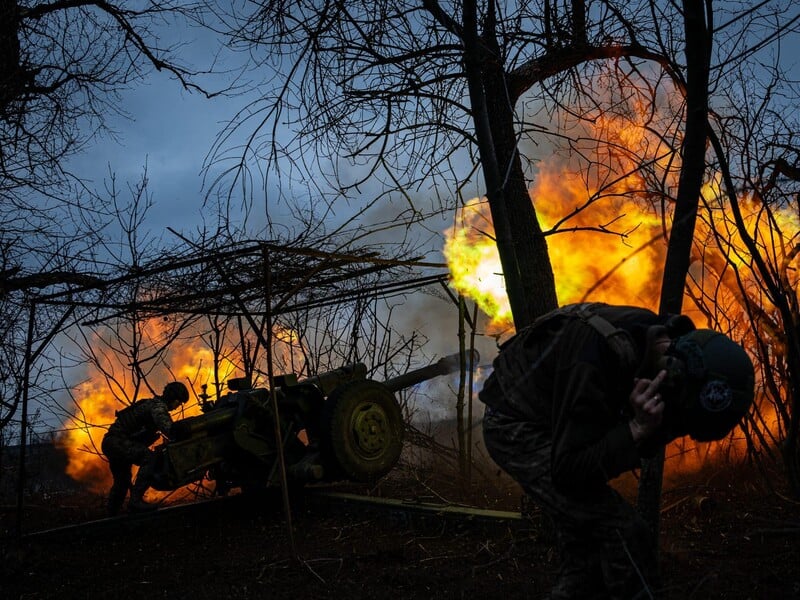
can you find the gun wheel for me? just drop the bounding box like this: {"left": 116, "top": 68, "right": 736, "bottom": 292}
{"left": 321, "top": 380, "right": 404, "bottom": 482}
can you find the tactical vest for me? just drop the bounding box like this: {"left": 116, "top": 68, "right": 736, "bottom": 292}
{"left": 114, "top": 400, "right": 142, "bottom": 432}
{"left": 483, "top": 303, "right": 695, "bottom": 421}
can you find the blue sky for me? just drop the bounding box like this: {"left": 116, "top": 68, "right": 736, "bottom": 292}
{"left": 64, "top": 13, "right": 800, "bottom": 251}
{"left": 67, "top": 72, "right": 250, "bottom": 233}
{"left": 67, "top": 66, "right": 454, "bottom": 258}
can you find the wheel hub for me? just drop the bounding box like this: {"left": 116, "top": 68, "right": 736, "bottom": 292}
{"left": 352, "top": 402, "right": 390, "bottom": 457}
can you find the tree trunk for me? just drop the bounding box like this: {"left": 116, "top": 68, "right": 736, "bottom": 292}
{"left": 483, "top": 62, "right": 559, "bottom": 326}
{"left": 457, "top": 295, "right": 468, "bottom": 477}
{"left": 462, "top": 2, "right": 558, "bottom": 330}
{"left": 638, "top": 0, "right": 711, "bottom": 545}
{"left": 0, "top": 0, "right": 23, "bottom": 116}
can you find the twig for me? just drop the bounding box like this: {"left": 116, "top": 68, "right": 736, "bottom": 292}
{"left": 660, "top": 495, "right": 693, "bottom": 514}
{"left": 256, "top": 558, "right": 291, "bottom": 581}
{"left": 775, "top": 490, "right": 800, "bottom": 505}
{"left": 687, "top": 572, "right": 716, "bottom": 599}
{"left": 302, "top": 557, "right": 344, "bottom": 583}
{"left": 617, "top": 530, "right": 655, "bottom": 600}
{"left": 410, "top": 469, "right": 454, "bottom": 505}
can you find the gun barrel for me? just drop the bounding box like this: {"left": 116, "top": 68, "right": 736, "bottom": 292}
{"left": 382, "top": 350, "right": 480, "bottom": 393}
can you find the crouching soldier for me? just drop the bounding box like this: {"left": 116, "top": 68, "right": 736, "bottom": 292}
{"left": 480, "top": 303, "right": 754, "bottom": 599}
{"left": 101, "top": 382, "right": 190, "bottom": 515}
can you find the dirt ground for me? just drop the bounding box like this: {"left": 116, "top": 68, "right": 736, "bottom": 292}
{"left": 2, "top": 458, "right": 800, "bottom": 600}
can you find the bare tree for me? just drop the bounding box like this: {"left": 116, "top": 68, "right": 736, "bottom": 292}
{"left": 637, "top": 0, "right": 713, "bottom": 540}
{"left": 1, "top": 0, "right": 208, "bottom": 195}
{"left": 0, "top": 0, "right": 215, "bottom": 437}
{"left": 696, "top": 52, "right": 800, "bottom": 494}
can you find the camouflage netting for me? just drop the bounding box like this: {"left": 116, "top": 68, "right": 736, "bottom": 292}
{"left": 34, "top": 238, "right": 447, "bottom": 324}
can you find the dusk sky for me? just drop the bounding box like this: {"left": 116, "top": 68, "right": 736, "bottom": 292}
{"left": 64, "top": 31, "right": 457, "bottom": 257}
{"left": 65, "top": 44, "right": 266, "bottom": 235}
{"left": 58, "top": 13, "right": 800, "bottom": 357}
{"left": 64, "top": 15, "right": 800, "bottom": 254}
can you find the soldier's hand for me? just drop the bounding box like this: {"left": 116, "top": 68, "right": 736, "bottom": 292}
{"left": 628, "top": 370, "right": 667, "bottom": 443}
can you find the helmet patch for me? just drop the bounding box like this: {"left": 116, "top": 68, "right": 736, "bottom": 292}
{"left": 699, "top": 380, "right": 733, "bottom": 412}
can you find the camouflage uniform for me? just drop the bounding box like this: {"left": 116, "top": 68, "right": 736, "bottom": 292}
{"left": 480, "top": 304, "right": 689, "bottom": 599}
{"left": 101, "top": 397, "right": 174, "bottom": 515}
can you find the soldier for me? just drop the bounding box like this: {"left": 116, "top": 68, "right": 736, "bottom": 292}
{"left": 480, "top": 303, "right": 754, "bottom": 599}
{"left": 101, "top": 381, "right": 190, "bottom": 515}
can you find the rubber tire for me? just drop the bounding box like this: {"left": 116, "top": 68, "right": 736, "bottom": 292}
{"left": 321, "top": 380, "right": 404, "bottom": 482}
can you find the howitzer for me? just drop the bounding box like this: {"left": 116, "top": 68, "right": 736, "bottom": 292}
{"left": 149, "top": 351, "right": 478, "bottom": 493}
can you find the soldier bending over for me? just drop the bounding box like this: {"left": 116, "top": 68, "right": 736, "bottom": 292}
{"left": 101, "top": 382, "right": 190, "bottom": 515}
{"left": 480, "top": 303, "right": 754, "bottom": 599}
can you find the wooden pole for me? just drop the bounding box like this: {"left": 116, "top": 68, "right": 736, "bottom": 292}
{"left": 16, "top": 301, "right": 36, "bottom": 537}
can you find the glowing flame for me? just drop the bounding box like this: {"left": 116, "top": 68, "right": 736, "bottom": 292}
{"left": 445, "top": 171, "right": 666, "bottom": 332}
{"left": 444, "top": 204, "right": 515, "bottom": 329}
{"left": 58, "top": 319, "right": 304, "bottom": 498}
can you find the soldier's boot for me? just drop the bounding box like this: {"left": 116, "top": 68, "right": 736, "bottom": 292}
{"left": 287, "top": 451, "right": 325, "bottom": 482}
{"left": 128, "top": 461, "right": 157, "bottom": 513}
{"left": 550, "top": 530, "right": 610, "bottom": 600}
{"left": 107, "top": 485, "right": 128, "bottom": 517}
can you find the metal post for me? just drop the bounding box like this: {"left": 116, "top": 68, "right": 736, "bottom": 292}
{"left": 262, "top": 245, "right": 298, "bottom": 559}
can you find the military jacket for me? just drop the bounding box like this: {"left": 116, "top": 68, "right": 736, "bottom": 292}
{"left": 480, "top": 304, "right": 682, "bottom": 494}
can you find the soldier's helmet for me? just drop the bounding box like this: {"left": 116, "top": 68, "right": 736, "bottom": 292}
{"left": 657, "top": 329, "right": 755, "bottom": 441}
{"left": 162, "top": 381, "right": 190, "bottom": 407}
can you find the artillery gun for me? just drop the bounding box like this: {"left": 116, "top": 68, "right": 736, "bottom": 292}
{"left": 148, "top": 351, "right": 478, "bottom": 493}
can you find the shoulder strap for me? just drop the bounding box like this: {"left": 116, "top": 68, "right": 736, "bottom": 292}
{"left": 570, "top": 304, "right": 638, "bottom": 373}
